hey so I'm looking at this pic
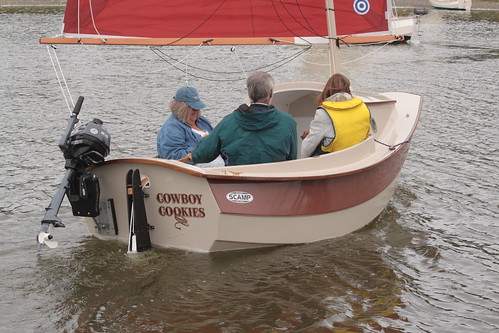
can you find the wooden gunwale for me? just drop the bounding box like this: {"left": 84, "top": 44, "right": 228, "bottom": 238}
{"left": 93, "top": 144, "right": 403, "bottom": 182}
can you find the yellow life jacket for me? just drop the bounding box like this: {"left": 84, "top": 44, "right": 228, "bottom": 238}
{"left": 320, "top": 98, "right": 371, "bottom": 152}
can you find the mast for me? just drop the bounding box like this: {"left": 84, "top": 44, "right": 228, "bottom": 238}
{"left": 326, "top": 0, "right": 339, "bottom": 75}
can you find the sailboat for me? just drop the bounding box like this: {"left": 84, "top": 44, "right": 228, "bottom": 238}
{"left": 336, "top": 0, "right": 417, "bottom": 45}
{"left": 38, "top": 0, "right": 422, "bottom": 252}
{"left": 429, "top": 0, "right": 472, "bottom": 11}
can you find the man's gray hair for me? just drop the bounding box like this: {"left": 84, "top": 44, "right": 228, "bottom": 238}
{"left": 246, "top": 71, "right": 275, "bottom": 103}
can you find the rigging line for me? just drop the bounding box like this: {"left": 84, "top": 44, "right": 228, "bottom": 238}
{"left": 51, "top": 47, "right": 75, "bottom": 107}
{"left": 301, "top": 58, "right": 329, "bottom": 67}
{"left": 374, "top": 138, "right": 411, "bottom": 150}
{"left": 158, "top": 0, "right": 229, "bottom": 47}
{"left": 149, "top": 43, "right": 206, "bottom": 74}
{"left": 262, "top": 48, "right": 311, "bottom": 72}
{"left": 299, "top": 41, "right": 390, "bottom": 67}
{"left": 293, "top": 0, "right": 322, "bottom": 36}
{"left": 277, "top": 0, "right": 324, "bottom": 37}
{"left": 275, "top": 0, "right": 318, "bottom": 36}
{"left": 88, "top": 0, "right": 102, "bottom": 36}
{"left": 270, "top": 0, "right": 327, "bottom": 45}
{"left": 74, "top": 41, "right": 170, "bottom": 76}
{"left": 150, "top": 49, "right": 240, "bottom": 82}
{"left": 152, "top": 46, "right": 310, "bottom": 81}
{"left": 230, "top": 46, "right": 248, "bottom": 79}
{"left": 168, "top": 68, "right": 244, "bottom": 82}
{"left": 252, "top": 46, "right": 312, "bottom": 72}
{"left": 152, "top": 47, "right": 240, "bottom": 75}
{"left": 152, "top": 44, "right": 311, "bottom": 76}
{"left": 77, "top": 0, "right": 80, "bottom": 38}
{"left": 46, "top": 45, "right": 73, "bottom": 113}
{"left": 340, "top": 41, "right": 392, "bottom": 64}
{"left": 151, "top": 48, "right": 250, "bottom": 82}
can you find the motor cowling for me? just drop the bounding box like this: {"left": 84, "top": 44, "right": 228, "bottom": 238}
{"left": 65, "top": 118, "right": 111, "bottom": 167}
{"left": 64, "top": 118, "right": 110, "bottom": 217}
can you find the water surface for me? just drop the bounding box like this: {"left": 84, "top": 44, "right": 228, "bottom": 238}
{"left": 0, "top": 7, "right": 497, "bottom": 332}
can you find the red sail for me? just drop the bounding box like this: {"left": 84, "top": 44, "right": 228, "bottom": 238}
{"left": 335, "top": 0, "right": 390, "bottom": 36}
{"left": 61, "top": 0, "right": 389, "bottom": 41}
{"left": 63, "top": 0, "right": 327, "bottom": 39}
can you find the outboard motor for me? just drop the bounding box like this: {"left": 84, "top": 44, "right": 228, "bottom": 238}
{"left": 65, "top": 118, "right": 110, "bottom": 166}
{"left": 65, "top": 118, "right": 111, "bottom": 218}
{"left": 37, "top": 96, "right": 111, "bottom": 250}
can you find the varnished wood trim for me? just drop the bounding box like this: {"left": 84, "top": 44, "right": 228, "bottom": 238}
{"left": 93, "top": 147, "right": 405, "bottom": 182}
{"left": 364, "top": 100, "right": 396, "bottom": 106}
{"left": 339, "top": 35, "right": 406, "bottom": 44}
{"left": 39, "top": 37, "right": 295, "bottom": 46}
{"left": 90, "top": 158, "right": 205, "bottom": 177}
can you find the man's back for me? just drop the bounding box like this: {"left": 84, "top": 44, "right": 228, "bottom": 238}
{"left": 192, "top": 104, "right": 297, "bottom": 166}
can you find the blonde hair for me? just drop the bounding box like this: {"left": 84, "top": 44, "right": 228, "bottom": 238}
{"left": 170, "top": 100, "right": 198, "bottom": 123}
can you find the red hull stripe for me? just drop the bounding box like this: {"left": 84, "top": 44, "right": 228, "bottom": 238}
{"left": 208, "top": 145, "right": 409, "bottom": 216}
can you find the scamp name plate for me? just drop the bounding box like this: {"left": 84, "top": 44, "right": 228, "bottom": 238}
{"left": 226, "top": 191, "right": 253, "bottom": 203}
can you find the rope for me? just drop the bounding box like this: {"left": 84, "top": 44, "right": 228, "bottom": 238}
{"left": 71, "top": 0, "right": 314, "bottom": 81}
{"left": 299, "top": 40, "right": 393, "bottom": 68}
{"left": 150, "top": 44, "right": 311, "bottom": 82}
{"left": 89, "top": 0, "right": 102, "bottom": 36}
{"left": 150, "top": 43, "right": 206, "bottom": 74}
{"left": 77, "top": 0, "right": 80, "bottom": 38}
{"left": 374, "top": 138, "right": 411, "bottom": 150}
{"left": 230, "top": 46, "right": 248, "bottom": 79}
{"left": 269, "top": 0, "right": 326, "bottom": 45}
{"left": 340, "top": 41, "right": 392, "bottom": 65}
{"left": 46, "top": 45, "right": 74, "bottom": 113}
{"left": 51, "top": 48, "right": 75, "bottom": 108}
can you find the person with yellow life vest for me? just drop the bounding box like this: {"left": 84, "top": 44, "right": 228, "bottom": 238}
{"left": 301, "top": 73, "right": 374, "bottom": 158}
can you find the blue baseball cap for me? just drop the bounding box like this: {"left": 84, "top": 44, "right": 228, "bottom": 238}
{"left": 174, "top": 86, "right": 206, "bottom": 110}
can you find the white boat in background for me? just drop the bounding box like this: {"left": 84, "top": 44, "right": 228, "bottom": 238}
{"left": 37, "top": 0, "right": 422, "bottom": 252}
{"left": 430, "top": 0, "right": 472, "bottom": 10}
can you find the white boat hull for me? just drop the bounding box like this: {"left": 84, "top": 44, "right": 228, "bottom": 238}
{"left": 430, "top": 0, "right": 472, "bottom": 10}
{"left": 86, "top": 83, "right": 422, "bottom": 252}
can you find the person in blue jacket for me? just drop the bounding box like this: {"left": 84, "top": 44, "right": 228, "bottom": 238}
{"left": 157, "top": 86, "right": 224, "bottom": 167}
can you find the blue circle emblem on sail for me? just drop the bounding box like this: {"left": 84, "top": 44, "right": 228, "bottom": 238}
{"left": 353, "top": 0, "right": 371, "bottom": 15}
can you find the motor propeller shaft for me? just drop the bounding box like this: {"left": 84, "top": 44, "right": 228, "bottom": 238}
{"left": 37, "top": 223, "right": 59, "bottom": 250}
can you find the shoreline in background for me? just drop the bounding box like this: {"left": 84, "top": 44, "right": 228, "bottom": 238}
{"left": 1, "top": 0, "right": 499, "bottom": 10}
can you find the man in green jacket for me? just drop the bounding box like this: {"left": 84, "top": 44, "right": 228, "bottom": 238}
{"left": 186, "top": 71, "right": 297, "bottom": 166}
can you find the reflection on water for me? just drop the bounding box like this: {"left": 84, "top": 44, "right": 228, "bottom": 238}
{"left": 0, "top": 6, "right": 498, "bottom": 332}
